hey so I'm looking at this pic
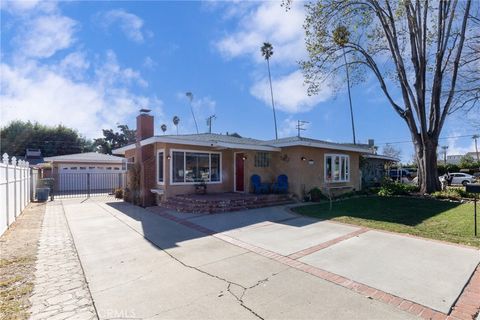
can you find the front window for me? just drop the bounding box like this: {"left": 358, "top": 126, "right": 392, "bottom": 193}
{"left": 185, "top": 152, "right": 209, "bottom": 182}
{"left": 171, "top": 150, "right": 221, "bottom": 184}
{"left": 157, "top": 151, "right": 164, "bottom": 184}
{"left": 254, "top": 152, "right": 270, "bottom": 167}
{"left": 325, "top": 154, "right": 350, "bottom": 182}
{"left": 172, "top": 151, "right": 185, "bottom": 183}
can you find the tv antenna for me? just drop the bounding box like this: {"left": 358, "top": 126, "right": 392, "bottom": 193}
{"left": 296, "top": 120, "right": 309, "bottom": 137}
{"left": 206, "top": 115, "right": 216, "bottom": 134}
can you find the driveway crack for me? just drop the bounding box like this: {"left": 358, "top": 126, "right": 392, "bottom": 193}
{"left": 99, "top": 203, "right": 269, "bottom": 320}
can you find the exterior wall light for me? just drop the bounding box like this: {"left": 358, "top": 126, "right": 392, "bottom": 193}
{"left": 242, "top": 155, "right": 248, "bottom": 161}
{"left": 167, "top": 155, "right": 171, "bottom": 160}
{"left": 308, "top": 159, "right": 314, "bottom": 165}
{"left": 301, "top": 156, "right": 307, "bottom": 161}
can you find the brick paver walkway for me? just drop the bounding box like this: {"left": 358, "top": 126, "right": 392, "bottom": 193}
{"left": 29, "top": 202, "right": 97, "bottom": 320}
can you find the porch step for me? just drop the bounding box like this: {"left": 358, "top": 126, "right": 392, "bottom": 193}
{"left": 161, "top": 194, "right": 295, "bottom": 214}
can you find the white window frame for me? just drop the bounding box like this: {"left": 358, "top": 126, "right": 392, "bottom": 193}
{"left": 324, "top": 154, "right": 350, "bottom": 183}
{"left": 170, "top": 149, "right": 222, "bottom": 185}
{"left": 157, "top": 149, "right": 165, "bottom": 185}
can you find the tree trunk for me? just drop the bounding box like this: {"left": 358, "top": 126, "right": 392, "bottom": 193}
{"left": 415, "top": 137, "right": 440, "bottom": 193}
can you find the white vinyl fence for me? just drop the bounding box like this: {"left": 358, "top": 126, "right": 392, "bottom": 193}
{"left": 0, "top": 153, "right": 34, "bottom": 237}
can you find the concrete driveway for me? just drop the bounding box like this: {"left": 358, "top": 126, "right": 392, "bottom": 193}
{"left": 60, "top": 198, "right": 480, "bottom": 320}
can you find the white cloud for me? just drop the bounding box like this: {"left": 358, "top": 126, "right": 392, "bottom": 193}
{"left": 55, "top": 52, "right": 90, "bottom": 80}
{"left": 215, "top": 2, "right": 331, "bottom": 115}
{"left": 100, "top": 9, "right": 149, "bottom": 43}
{"left": 95, "top": 50, "right": 148, "bottom": 88}
{"left": 15, "top": 14, "right": 77, "bottom": 58}
{"left": 0, "top": 52, "right": 161, "bottom": 138}
{"left": 250, "top": 70, "right": 332, "bottom": 113}
{"left": 215, "top": 1, "right": 306, "bottom": 65}
{"left": 1, "top": 4, "right": 162, "bottom": 139}
{"left": 0, "top": 0, "right": 56, "bottom": 15}
{"left": 142, "top": 56, "right": 157, "bottom": 69}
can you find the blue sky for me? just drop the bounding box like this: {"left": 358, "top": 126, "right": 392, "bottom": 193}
{"left": 0, "top": 1, "right": 477, "bottom": 162}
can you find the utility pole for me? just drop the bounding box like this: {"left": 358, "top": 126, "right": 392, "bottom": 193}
{"left": 441, "top": 145, "right": 449, "bottom": 166}
{"left": 206, "top": 115, "right": 216, "bottom": 134}
{"left": 296, "top": 120, "right": 309, "bottom": 137}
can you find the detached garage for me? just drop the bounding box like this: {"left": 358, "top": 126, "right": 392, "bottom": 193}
{"left": 43, "top": 152, "right": 127, "bottom": 196}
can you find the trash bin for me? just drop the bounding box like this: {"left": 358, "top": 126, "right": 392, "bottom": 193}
{"left": 37, "top": 178, "right": 54, "bottom": 201}
{"left": 36, "top": 187, "right": 50, "bottom": 202}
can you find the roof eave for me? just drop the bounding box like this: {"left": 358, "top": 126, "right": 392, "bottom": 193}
{"left": 112, "top": 144, "right": 136, "bottom": 155}
{"left": 44, "top": 159, "right": 124, "bottom": 164}
{"left": 274, "top": 141, "right": 371, "bottom": 153}
{"left": 362, "top": 154, "right": 400, "bottom": 162}
{"left": 215, "top": 142, "right": 280, "bottom": 152}
{"left": 137, "top": 136, "right": 280, "bottom": 151}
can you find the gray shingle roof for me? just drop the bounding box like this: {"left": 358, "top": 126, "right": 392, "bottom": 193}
{"left": 43, "top": 152, "right": 125, "bottom": 163}
{"left": 158, "top": 133, "right": 266, "bottom": 145}
{"left": 113, "top": 134, "right": 374, "bottom": 154}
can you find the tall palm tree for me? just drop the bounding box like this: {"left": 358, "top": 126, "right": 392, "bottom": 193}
{"left": 185, "top": 92, "right": 199, "bottom": 134}
{"left": 173, "top": 116, "right": 180, "bottom": 135}
{"left": 160, "top": 124, "right": 167, "bottom": 135}
{"left": 261, "top": 42, "right": 278, "bottom": 140}
{"left": 333, "top": 25, "right": 356, "bottom": 145}
{"left": 473, "top": 134, "right": 479, "bottom": 162}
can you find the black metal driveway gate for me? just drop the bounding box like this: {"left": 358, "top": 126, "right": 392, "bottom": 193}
{"left": 51, "top": 172, "right": 126, "bottom": 198}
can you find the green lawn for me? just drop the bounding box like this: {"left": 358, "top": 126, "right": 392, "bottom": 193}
{"left": 293, "top": 196, "right": 480, "bottom": 248}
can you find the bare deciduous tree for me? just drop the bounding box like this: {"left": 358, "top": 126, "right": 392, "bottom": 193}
{"left": 382, "top": 144, "right": 401, "bottom": 160}
{"left": 287, "top": 0, "right": 477, "bottom": 193}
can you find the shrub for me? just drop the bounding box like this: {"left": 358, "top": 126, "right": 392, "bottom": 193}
{"left": 309, "top": 187, "right": 326, "bottom": 202}
{"left": 431, "top": 187, "right": 476, "bottom": 200}
{"left": 437, "top": 164, "right": 460, "bottom": 175}
{"left": 378, "top": 179, "right": 418, "bottom": 196}
{"left": 114, "top": 188, "right": 123, "bottom": 199}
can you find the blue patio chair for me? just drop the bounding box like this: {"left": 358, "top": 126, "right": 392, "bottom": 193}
{"left": 272, "top": 174, "right": 288, "bottom": 194}
{"left": 251, "top": 174, "right": 270, "bottom": 194}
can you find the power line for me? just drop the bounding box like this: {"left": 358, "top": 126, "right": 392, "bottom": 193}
{"left": 373, "top": 133, "right": 480, "bottom": 146}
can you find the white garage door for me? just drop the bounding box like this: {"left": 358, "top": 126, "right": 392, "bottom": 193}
{"left": 56, "top": 164, "right": 126, "bottom": 195}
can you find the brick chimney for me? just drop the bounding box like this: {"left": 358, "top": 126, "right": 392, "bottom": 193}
{"left": 134, "top": 111, "right": 156, "bottom": 207}
{"left": 136, "top": 113, "right": 154, "bottom": 141}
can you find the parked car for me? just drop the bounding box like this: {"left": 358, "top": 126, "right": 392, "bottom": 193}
{"left": 447, "top": 172, "right": 477, "bottom": 186}
{"left": 405, "top": 168, "right": 418, "bottom": 178}
{"left": 389, "top": 169, "right": 412, "bottom": 180}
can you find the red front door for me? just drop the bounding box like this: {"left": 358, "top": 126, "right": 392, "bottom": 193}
{"left": 235, "top": 153, "right": 245, "bottom": 192}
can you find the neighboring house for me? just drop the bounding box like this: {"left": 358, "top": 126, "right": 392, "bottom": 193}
{"left": 465, "top": 151, "right": 480, "bottom": 161}
{"left": 14, "top": 148, "right": 45, "bottom": 167}
{"left": 445, "top": 154, "right": 463, "bottom": 165}
{"left": 43, "top": 152, "right": 127, "bottom": 193}
{"left": 43, "top": 152, "right": 126, "bottom": 174}
{"left": 24, "top": 148, "right": 44, "bottom": 166}
{"left": 113, "top": 113, "right": 378, "bottom": 206}
{"left": 442, "top": 152, "right": 480, "bottom": 165}
{"left": 361, "top": 154, "right": 398, "bottom": 187}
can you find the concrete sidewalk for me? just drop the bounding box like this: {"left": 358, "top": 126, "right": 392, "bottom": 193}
{"left": 61, "top": 199, "right": 417, "bottom": 320}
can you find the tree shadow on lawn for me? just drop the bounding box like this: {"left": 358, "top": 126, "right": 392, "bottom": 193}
{"left": 294, "top": 196, "right": 464, "bottom": 227}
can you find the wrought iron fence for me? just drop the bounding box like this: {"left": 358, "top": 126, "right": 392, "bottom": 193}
{"left": 51, "top": 172, "right": 126, "bottom": 198}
